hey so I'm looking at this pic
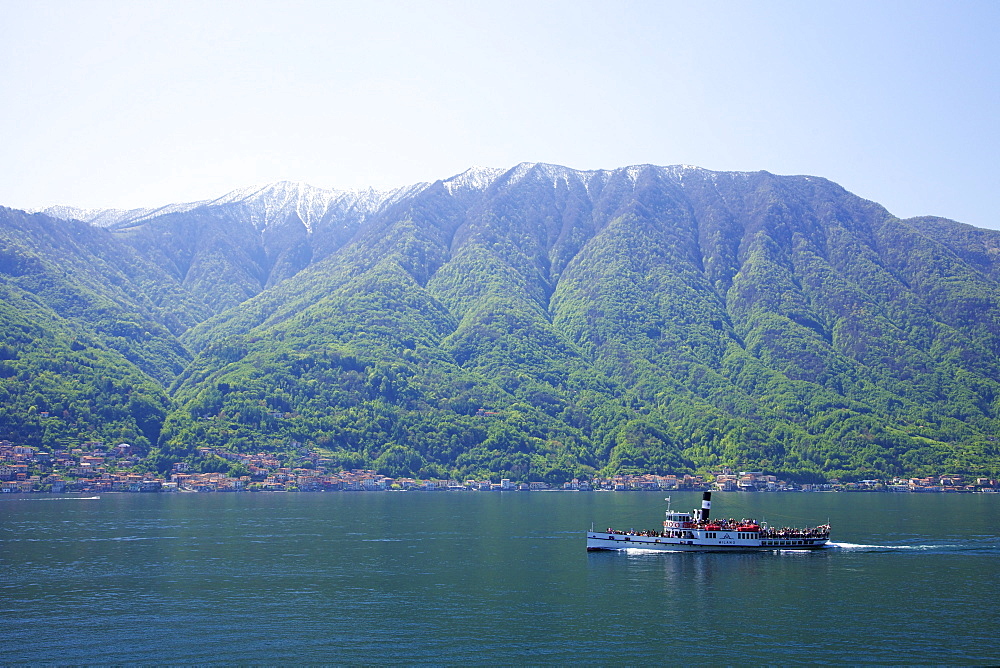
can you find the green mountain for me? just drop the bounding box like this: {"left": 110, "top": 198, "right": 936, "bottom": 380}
{"left": 5, "top": 165, "right": 1000, "bottom": 480}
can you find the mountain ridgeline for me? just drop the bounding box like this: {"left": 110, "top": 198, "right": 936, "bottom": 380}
{"left": 3, "top": 164, "right": 999, "bottom": 481}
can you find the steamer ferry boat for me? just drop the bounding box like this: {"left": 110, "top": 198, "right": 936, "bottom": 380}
{"left": 586, "top": 492, "right": 830, "bottom": 552}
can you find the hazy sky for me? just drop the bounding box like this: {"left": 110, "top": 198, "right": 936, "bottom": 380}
{"left": 2, "top": 0, "right": 998, "bottom": 229}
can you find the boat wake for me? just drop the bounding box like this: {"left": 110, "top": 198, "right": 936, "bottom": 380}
{"left": 827, "top": 541, "right": 959, "bottom": 552}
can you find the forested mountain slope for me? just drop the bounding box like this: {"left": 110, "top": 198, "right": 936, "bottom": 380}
{"left": 5, "top": 165, "right": 1000, "bottom": 480}
{"left": 0, "top": 208, "right": 189, "bottom": 449}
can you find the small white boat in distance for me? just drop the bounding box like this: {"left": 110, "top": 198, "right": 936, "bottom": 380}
{"left": 586, "top": 492, "right": 830, "bottom": 552}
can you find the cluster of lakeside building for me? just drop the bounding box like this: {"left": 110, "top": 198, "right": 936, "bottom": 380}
{"left": 1, "top": 441, "right": 997, "bottom": 494}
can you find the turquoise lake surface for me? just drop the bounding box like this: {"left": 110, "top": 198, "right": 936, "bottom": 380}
{"left": 2, "top": 491, "right": 998, "bottom": 664}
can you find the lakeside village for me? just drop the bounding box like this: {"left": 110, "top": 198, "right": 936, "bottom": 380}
{"left": 1, "top": 440, "right": 998, "bottom": 495}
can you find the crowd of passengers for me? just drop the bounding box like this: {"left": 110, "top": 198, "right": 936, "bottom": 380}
{"left": 695, "top": 518, "right": 830, "bottom": 538}
{"left": 605, "top": 518, "right": 830, "bottom": 538}
{"left": 758, "top": 526, "right": 830, "bottom": 538}
{"left": 605, "top": 529, "right": 663, "bottom": 536}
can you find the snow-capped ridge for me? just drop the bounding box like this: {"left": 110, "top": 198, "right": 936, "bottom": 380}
{"left": 33, "top": 164, "right": 738, "bottom": 231}
{"left": 204, "top": 180, "right": 433, "bottom": 233}
{"left": 439, "top": 162, "right": 706, "bottom": 196}
{"left": 479, "top": 162, "right": 603, "bottom": 192}
{"left": 441, "top": 166, "right": 506, "bottom": 194}
{"left": 34, "top": 200, "right": 209, "bottom": 228}
{"left": 209, "top": 181, "right": 346, "bottom": 233}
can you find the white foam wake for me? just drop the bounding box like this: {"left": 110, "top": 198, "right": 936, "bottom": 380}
{"left": 827, "top": 541, "right": 950, "bottom": 551}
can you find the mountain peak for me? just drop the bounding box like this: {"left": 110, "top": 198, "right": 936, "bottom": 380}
{"left": 441, "top": 166, "right": 508, "bottom": 194}
{"left": 32, "top": 199, "right": 210, "bottom": 228}
{"left": 210, "top": 181, "right": 340, "bottom": 206}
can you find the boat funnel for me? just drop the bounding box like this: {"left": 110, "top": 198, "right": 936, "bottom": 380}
{"left": 701, "top": 491, "right": 712, "bottom": 522}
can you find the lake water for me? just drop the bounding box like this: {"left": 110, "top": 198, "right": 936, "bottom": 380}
{"left": 2, "top": 491, "right": 998, "bottom": 664}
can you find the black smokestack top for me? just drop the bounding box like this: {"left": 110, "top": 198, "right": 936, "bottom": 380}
{"left": 701, "top": 491, "right": 711, "bottom": 522}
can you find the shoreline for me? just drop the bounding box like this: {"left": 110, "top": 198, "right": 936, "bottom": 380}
{"left": 4, "top": 487, "right": 995, "bottom": 497}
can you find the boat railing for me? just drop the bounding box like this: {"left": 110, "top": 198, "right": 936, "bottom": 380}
{"left": 601, "top": 523, "right": 830, "bottom": 540}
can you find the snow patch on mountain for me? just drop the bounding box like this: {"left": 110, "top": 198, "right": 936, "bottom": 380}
{"left": 624, "top": 165, "right": 648, "bottom": 185}
{"left": 440, "top": 163, "right": 606, "bottom": 195}
{"left": 36, "top": 180, "right": 435, "bottom": 234}
{"left": 209, "top": 180, "right": 433, "bottom": 233}
{"left": 442, "top": 166, "right": 506, "bottom": 194}
{"left": 210, "top": 181, "right": 341, "bottom": 233}
{"left": 489, "top": 162, "right": 581, "bottom": 191}
{"left": 364, "top": 181, "right": 432, "bottom": 210}
{"left": 36, "top": 201, "right": 209, "bottom": 228}
{"left": 662, "top": 164, "right": 707, "bottom": 183}
{"left": 441, "top": 162, "right": 703, "bottom": 197}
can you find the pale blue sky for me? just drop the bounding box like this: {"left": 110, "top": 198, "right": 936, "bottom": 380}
{"left": 2, "top": 0, "right": 998, "bottom": 229}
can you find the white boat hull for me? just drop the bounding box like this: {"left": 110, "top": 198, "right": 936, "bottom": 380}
{"left": 586, "top": 531, "right": 829, "bottom": 552}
